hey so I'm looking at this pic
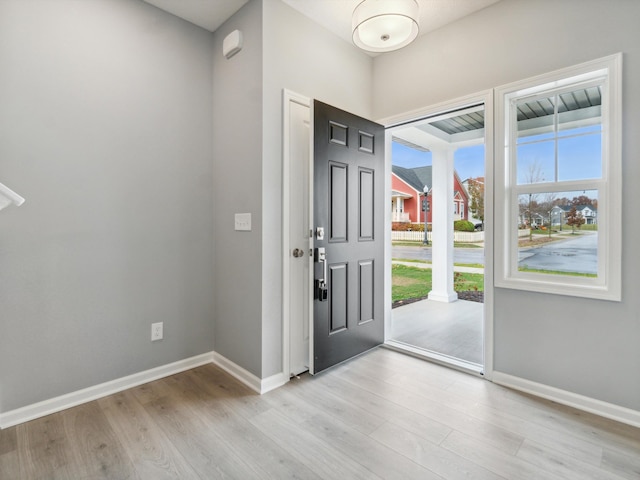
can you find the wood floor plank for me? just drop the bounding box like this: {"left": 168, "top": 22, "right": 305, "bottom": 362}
{"left": 463, "top": 400, "right": 605, "bottom": 466}
{"left": 129, "top": 375, "right": 177, "bottom": 405}
{"left": 0, "top": 451, "right": 20, "bottom": 479}
{"left": 262, "top": 380, "right": 325, "bottom": 424}
{"left": 250, "top": 407, "right": 385, "bottom": 480}
{"left": 98, "top": 390, "right": 202, "bottom": 480}
{"left": 369, "top": 421, "right": 507, "bottom": 480}
{"left": 336, "top": 365, "right": 525, "bottom": 454}
{"left": 441, "top": 430, "right": 565, "bottom": 480}
{"left": 384, "top": 367, "right": 606, "bottom": 466}
{"left": 312, "top": 371, "right": 452, "bottom": 445}
{"left": 61, "top": 401, "right": 139, "bottom": 479}
{"left": 186, "top": 365, "right": 271, "bottom": 420}
{"left": 177, "top": 371, "right": 325, "bottom": 480}
{"left": 17, "top": 414, "right": 75, "bottom": 479}
{"left": 266, "top": 377, "right": 446, "bottom": 479}
{"left": 336, "top": 348, "right": 420, "bottom": 382}
{"left": 516, "top": 439, "right": 629, "bottom": 480}
{"left": 287, "top": 373, "right": 387, "bottom": 435}
{"left": 446, "top": 376, "right": 640, "bottom": 458}
{"left": 601, "top": 447, "right": 640, "bottom": 480}
{"left": 300, "top": 411, "right": 444, "bottom": 480}
{"left": 143, "top": 383, "right": 263, "bottom": 479}
{"left": 0, "top": 426, "right": 17, "bottom": 456}
{"left": 357, "top": 348, "right": 463, "bottom": 389}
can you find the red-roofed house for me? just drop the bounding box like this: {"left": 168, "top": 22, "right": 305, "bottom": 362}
{"left": 392, "top": 165, "right": 469, "bottom": 224}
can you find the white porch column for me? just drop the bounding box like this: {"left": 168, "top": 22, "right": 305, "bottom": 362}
{"left": 395, "top": 196, "right": 401, "bottom": 222}
{"left": 428, "top": 148, "right": 458, "bottom": 303}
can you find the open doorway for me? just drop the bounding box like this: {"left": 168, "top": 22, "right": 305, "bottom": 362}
{"left": 386, "top": 100, "right": 490, "bottom": 373}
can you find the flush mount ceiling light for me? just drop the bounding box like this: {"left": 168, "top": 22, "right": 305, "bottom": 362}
{"left": 352, "top": 0, "right": 419, "bottom": 53}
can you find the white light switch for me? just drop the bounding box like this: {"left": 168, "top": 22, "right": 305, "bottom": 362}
{"left": 235, "top": 213, "right": 251, "bottom": 231}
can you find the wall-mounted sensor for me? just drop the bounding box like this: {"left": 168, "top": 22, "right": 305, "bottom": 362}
{"left": 0, "top": 182, "right": 25, "bottom": 212}
{"left": 223, "top": 29, "right": 243, "bottom": 59}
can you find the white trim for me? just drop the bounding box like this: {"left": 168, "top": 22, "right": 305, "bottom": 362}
{"left": 260, "top": 372, "right": 290, "bottom": 394}
{"left": 282, "top": 89, "right": 312, "bottom": 381}
{"left": 492, "top": 371, "right": 640, "bottom": 429}
{"left": 481, "top": 89, "right": 494, "bottom": 380}
{"left": 0, "top": 352, "right": 214, "bottom": 429}
{"left": 494, "top": 53, "right": 622, "bottom": 301}
{"left": 308, "top": 99, "right": 316, "bottom": 375}
{"left": 383, "top": 132, "right": 393, "bottom": 342}
{"left": 211, "top": 351, "right": 287, "bottom": 394}
{"left": 378, "top": 90, "right": 495, "bottom": 128}
{"left": 381, "top": 89, "right": 494, "bottom": 379}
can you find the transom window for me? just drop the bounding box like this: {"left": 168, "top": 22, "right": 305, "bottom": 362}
{"left": 495, "top": 54, "right": 621, "bottom": 301}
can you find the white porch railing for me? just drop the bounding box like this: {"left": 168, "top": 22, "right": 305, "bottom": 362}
{"left": 391, "top": 229, "right": 530, "bottom": 243}
{"left": 392, "top": 212, "right": 410, "bottom": 222}
{"left": 391, "top": 231, "right": 433, "bottom": 242}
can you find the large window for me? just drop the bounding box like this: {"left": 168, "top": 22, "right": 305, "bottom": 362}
{"left": 495, "top": 54, "right": 621, "bottom": 300}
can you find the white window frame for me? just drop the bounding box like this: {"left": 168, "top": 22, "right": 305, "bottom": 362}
{"left": 495, "top": 54, "right": 622, "bottom": 301}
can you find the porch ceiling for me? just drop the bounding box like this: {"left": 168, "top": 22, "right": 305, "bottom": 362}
{"left": 392, "top": 190, "right": 413, "bottom": 199}
{"left": 393, "top": 87, "right": 601, "bottom": 152}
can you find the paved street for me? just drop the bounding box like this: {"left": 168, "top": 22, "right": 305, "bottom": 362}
{"left": 392, "top": 231, "right": 597, "bottom": 274}
{"left": 392, "top": 245, "right": 485, "bottom": 265}
{"left": 519, "top": 232, "right": 597, "bottom": 275}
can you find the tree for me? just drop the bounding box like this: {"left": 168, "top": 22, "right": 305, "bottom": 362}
{"left": 520, "top": 160, "right": 549, "bottom": 240}
{"left": 572, "top": 195, "right": 595, "bottom": 207}
{"left": 467, "top": 177, "right": 484, "bottom": 228}
{"left": 566, "top": 205, "right": 585, "bottom": 233}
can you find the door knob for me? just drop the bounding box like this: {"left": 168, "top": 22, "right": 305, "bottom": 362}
{"left": 292, "top": 248, "right": 304, "bottom": 258}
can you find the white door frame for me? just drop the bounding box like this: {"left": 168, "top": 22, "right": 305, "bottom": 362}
{"left": 282, "top": 89, "right": 313, "bottom": 380}
{"left": 378, "top": 89, "right": 495, "bottom": 379}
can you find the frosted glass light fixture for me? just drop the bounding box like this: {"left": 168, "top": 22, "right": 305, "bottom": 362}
{"left": 352, "top": 0, "right": 419, "bottom": 53}
{"left": 0, "top": 182, "right": 25, "bottom": 212}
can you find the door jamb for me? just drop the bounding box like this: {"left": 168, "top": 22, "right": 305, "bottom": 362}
{"left": 282, "top": 89, "right": 313, "bottom": 380}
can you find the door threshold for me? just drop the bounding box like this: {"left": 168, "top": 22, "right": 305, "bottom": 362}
{"left": 383, "top": 340, "right": 484, "bottom": 377}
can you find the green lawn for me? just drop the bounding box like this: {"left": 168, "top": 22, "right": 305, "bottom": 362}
{"left": 518, "top": 266, "right": 597, "bottom": 277}
{"left": 392, "top": 264, "right": 484, "bottom": 303}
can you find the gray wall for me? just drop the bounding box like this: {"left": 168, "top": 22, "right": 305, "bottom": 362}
{"left": 211, "top": 0, "right": 264, "bottom": 377}
{"left": 373, "top": 0, "right": 640, "bottom": 410}
{"left": 0, "top": 0, "right": 215, "bottom": 412}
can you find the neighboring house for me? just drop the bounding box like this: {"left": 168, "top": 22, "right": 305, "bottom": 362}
{"left": 519, "top": 211, "right": 545, "bottom": 228}
{"left": 392, "top": 165, "right": 469, "bottom": 224}
{"left": 551, "top": 205, "right": 598, "bottom": 226}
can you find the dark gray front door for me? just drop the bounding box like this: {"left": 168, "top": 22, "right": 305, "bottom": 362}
{"left": 312, "top": 100, "right": 384, "bottom": 374}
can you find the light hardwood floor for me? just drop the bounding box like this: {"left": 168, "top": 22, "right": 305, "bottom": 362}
{"left": 1, "top": 348, "right": 638, "bottom": 479}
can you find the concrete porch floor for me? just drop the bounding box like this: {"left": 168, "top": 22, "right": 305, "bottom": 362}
{"left": 390, "top": 297, "right": 484, "bottom": 366}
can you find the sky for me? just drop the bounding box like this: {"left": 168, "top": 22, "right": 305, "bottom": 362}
{"left": 391, "top": 141, "right": 485, "bottom": 181}
{"left": 392, "top": 128, "right": 601, "bottom": 185}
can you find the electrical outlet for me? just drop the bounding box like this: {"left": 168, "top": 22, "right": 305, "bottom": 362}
{"left": 234, "top": 213, "right": 251, "bottom": 231}
{"left": 151, "top": 322, "right": 163, "bottom": 341}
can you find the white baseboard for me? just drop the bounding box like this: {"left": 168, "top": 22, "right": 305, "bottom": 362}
{"left": 260, "top": 371, "right": 289, "bottom": 394}
{"left": 211, "top": 351, "right": 289, "bottom": 394}
{"left": 492, "top": 371, "right": 640, "bottom": 428}
{"left": 0, "top": 352, "right": 214, "bottom": 429}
